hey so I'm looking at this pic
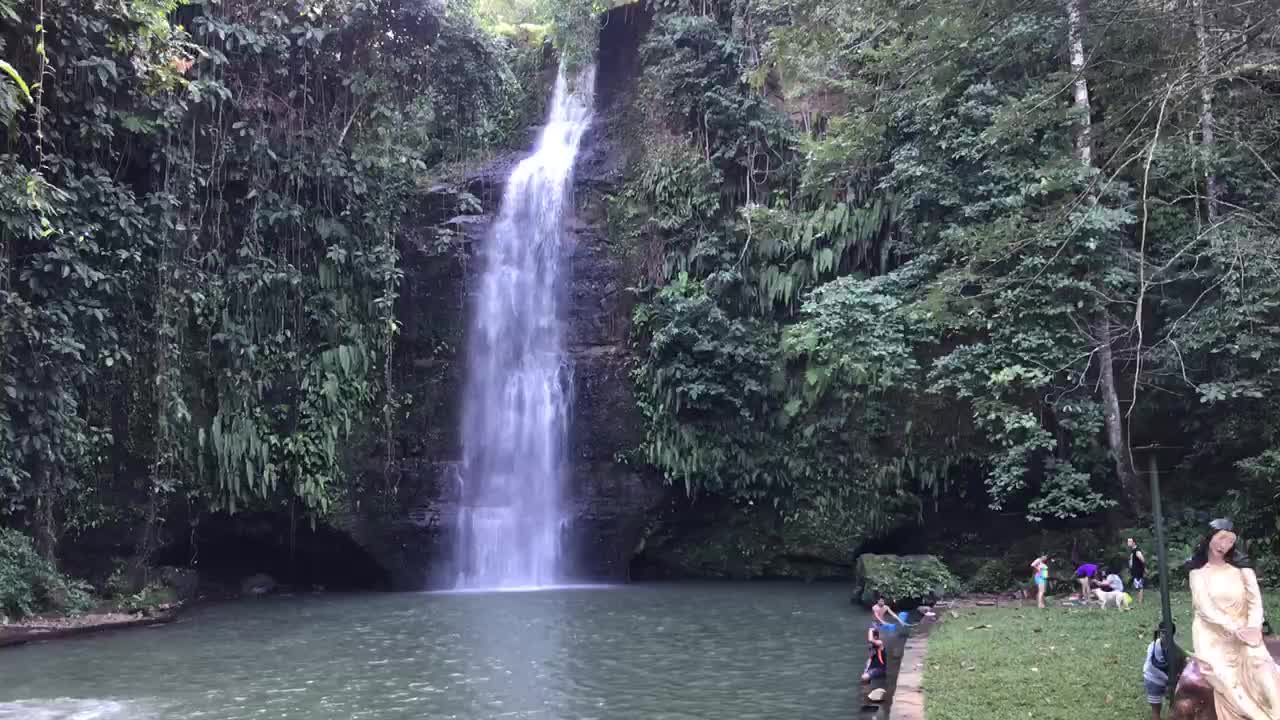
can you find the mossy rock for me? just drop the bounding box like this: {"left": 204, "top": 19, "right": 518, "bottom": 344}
{"left": 851, "top": 553, "right": 961, "bottom": 609}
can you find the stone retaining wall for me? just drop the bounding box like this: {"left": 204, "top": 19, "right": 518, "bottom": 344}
{"left": 889, "top": 621, "right": 934, "bottom": 720}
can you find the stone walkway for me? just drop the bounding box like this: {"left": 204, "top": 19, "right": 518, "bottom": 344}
{"left": 888, "top": 622, "right": 932, "bottom": 720}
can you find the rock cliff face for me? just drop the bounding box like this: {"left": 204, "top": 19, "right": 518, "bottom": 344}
{"left": 339, "top": 3, "right": 664, "bottom": 589}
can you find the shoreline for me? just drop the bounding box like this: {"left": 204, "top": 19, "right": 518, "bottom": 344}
{"left": 859, "top": 606, "right": 941, "bottom": 719}
{"left": 0, "top": 587, "right": 338, "bottom": 650}
{"left": 0, "top": 609, "right": 181, "bottom": 649}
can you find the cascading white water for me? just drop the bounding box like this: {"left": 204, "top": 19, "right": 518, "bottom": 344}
{"left": 453, "top": 65, "right": 597, "bottom": 590}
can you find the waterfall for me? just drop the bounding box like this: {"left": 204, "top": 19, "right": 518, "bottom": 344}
{"left": 453, "top": 65, "right": 596, "bottom": 590}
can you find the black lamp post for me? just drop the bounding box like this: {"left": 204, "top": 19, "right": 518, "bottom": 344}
{"left": 1135, "top": 444, "right": 1187, "bottom": 683}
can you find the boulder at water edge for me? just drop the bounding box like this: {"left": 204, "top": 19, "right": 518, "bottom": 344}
{"left": 851, "top": 554, "right": 961, "bottom": 610}
{"left": 157, "top": 566, "right": 200, "bottom": 602}
{"left": 240, "top": 573, "right": 277, "bottom": 597}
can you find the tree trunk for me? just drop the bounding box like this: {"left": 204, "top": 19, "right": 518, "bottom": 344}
{"left": 128, "top": 485, "right": 160, "bottom": 589}
{"left": 31, "top": 462, "right": 59, "bottom": 565}
{"left": 1097, "top": 315, "right": 1144, "bottom": 512}
{"left": 1194, "top": 0, "right": 1219, "bottom": 223}
{"left": 1066, "top": 0, "right": 1145, "bottom": 514}
{"left": 1066, "top": 0, "right": 1093, "bottom": 166}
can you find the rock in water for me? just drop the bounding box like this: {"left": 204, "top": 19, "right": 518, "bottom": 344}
{"left": 241, "top": 573, "right": 277, "bottom": 596}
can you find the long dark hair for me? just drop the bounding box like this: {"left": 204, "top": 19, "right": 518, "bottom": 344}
{"left": 1186, "top": 518, "right": 1250, "bottom": 570}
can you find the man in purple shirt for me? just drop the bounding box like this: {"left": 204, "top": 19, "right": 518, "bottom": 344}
{"left": 1075, "top": 562, "right": 1100, "bottom": 601}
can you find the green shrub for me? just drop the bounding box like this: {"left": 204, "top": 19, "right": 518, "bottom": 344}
{"left": 967, "top": 559, "right": 1021, "bottom": 593}
{"left": 855, "top": 554, "right": 963, "bottom": 607}
{"left": 117, "top": 582, "right": 178, "bottom": 614}
{"left": 1250, "top": 550, "right": 1280, "bottom": 589}
{"left": 1008, "top": 529, "right": 1105, "bottom": 569}
{"left": 0, "top": 529, "right": 93, "bottom": 619}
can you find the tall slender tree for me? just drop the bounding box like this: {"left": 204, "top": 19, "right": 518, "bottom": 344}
{"left": 1066, "top": 0, "right": 1143, "bottom": 513}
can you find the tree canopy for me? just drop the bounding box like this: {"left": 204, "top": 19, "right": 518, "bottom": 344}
{"left": 618, "top": 0, "right": 1280, "bottom": 542}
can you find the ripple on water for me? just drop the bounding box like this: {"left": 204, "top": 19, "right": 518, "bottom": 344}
{"left": 0, "top": 584, "right": 872, "bottom": 720}
{"left": 0, "top": 699, "right": 153, "bottom": 720}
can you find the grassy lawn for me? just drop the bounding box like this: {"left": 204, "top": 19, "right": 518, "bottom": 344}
{"left": 922, "top": 592, "right": 1280, "bottom": 720}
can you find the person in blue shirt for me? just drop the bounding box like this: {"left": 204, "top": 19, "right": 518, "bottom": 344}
{"left": 1143, "top": 624, "right": 1175, "bottom": 720}
{"left": 1030, "top": 556, "right": 1049, "bottom": 608}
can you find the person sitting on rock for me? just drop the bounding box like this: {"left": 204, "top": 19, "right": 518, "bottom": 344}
{"left": 862, "top": 626, "right": 888, "bottom": 682}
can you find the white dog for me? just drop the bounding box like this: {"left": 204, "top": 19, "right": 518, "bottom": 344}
{"left": 1095, "top": 590, "right": 1133, "bottom": 609}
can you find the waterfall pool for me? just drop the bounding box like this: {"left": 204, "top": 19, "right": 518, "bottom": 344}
{"left": 0, "top": 583, "right": 891, "bottom": 719}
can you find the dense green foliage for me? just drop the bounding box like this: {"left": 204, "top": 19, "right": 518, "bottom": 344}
{"left": 966, "top": 559, "right": 1024, "bottom": 595}
{"left": 473, "top": 0, "right": 619, "bottom": 70}
{"left": 854, "top": 553, "right": 961, "bottom": 607}
{"left": 619, "top": 0, "right": 1280, "bottom": 550}
{"left": 0, "top": 0, "right": 544, "bottom": 571}
{"left": 2, "top": 0, "right": 1279, "bottom": 598}
{"left": 0, "top": 527, "right": 90, "bottom": 618}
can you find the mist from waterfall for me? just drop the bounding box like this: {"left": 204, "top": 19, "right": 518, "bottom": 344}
{"left": 452, "top": 65, "right": 596, "bottom": 590}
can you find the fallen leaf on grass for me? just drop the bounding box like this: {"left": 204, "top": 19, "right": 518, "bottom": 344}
{"left": 965, "top": 624, "right": 992, "bottom": 631}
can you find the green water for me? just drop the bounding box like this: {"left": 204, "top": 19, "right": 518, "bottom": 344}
{"left": 0, "top": 583, "right": 883, "bottom": 719}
